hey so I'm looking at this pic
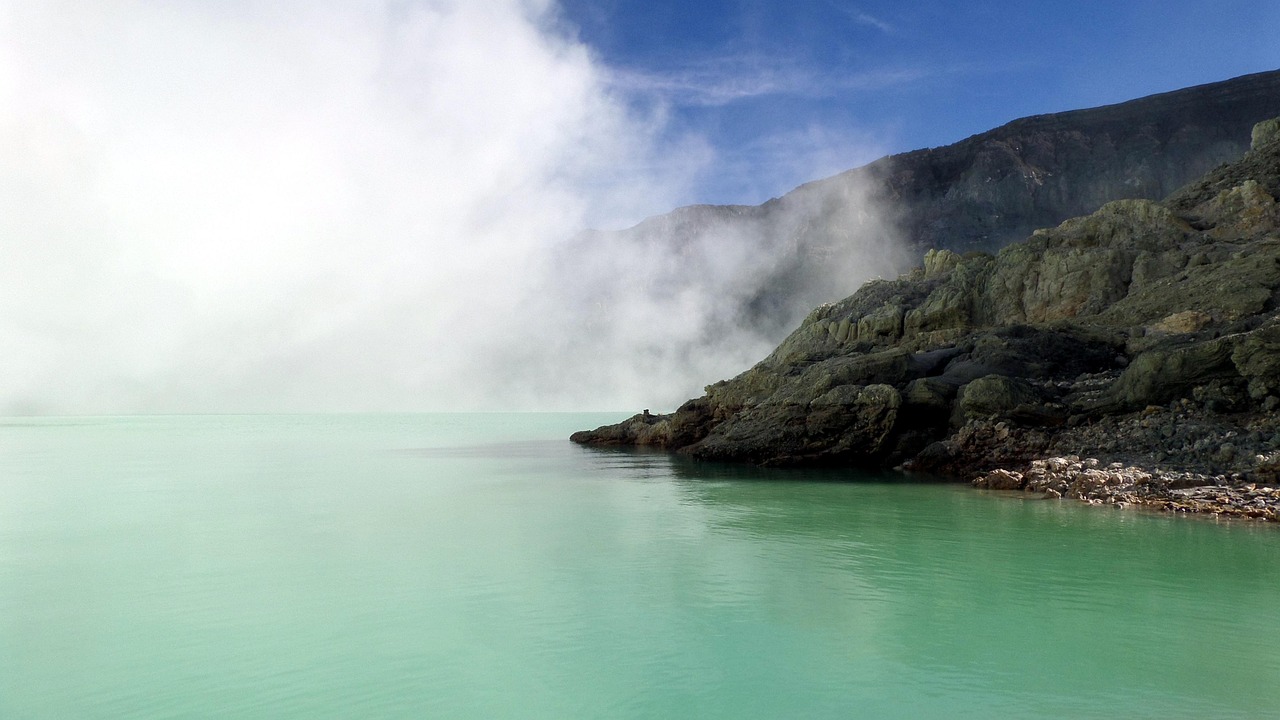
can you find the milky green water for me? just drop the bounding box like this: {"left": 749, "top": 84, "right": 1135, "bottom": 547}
{"left": 1, "top": 414, "right": 1277, "bottom": 719}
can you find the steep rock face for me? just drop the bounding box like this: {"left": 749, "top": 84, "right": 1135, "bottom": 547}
{"left": 573, "top": 118, "right": 1280, "bottom": 486}
{"left": 562, "top": 71, "right": 1280, "bottom": 343}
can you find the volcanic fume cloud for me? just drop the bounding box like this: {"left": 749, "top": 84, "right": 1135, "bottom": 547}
{"left": 0, "top": 0, "right": 901, "bottom": 414}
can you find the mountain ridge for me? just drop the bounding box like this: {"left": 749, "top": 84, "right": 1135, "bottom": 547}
{"left": 560, "top": 70, "right": 1280, "bottom": 354}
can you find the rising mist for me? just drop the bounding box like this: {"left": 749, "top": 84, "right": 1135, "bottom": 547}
{"left": 0, "top": 0, "right": 906, "bottom": 414}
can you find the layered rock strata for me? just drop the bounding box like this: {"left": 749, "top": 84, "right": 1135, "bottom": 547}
{"left": 573, "top": 118, "right": 1280, "bottom": 521}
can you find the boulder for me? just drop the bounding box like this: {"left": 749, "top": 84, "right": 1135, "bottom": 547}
{"left": 903, "top": 376, "right": 960, "bottom": 410}
{"left": 835, "top": 317, "right": 853, "bottom": 343}
{"left": 1233, "top": 317, "right": 1280, "bottom": 398}
{"left": 1108, "top": 336, "right": 1241, "bottom": 410}
{"left": 955, "top": 375, "right": 1045, "bottom": 424}
{"left": 923, "top": 248, "right": 962, "bottom": 278}
{"left": 1253, "top": 117, "right": 1280, "bottom": 150}
{"left": 975, "top": 469, "right": 1025, "bottom": 490}
{"left": 1147, "top": 310, "right": 1212, "bottom": 335}
{"left": 904, "top": 254, "right": 990, "bottom": 337}
{"left": 856, "top": 304, "right": 904, "bottom": 343}
{"left": 1129, "top": 249, "right": 1188, "bottom": 289}
{"left": 685, "top": 384, "right": 901, "bottom": 466}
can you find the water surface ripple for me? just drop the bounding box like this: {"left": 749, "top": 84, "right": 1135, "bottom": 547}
{"left": 1, "top": 414, "right": 1277, "bottom": 718}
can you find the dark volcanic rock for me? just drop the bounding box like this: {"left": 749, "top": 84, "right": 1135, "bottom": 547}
{"left": 574, "top": 114, "right": 1280, "bottom": 521}
{"left": 683, "top": 383, "right": 902, "bottom": 467}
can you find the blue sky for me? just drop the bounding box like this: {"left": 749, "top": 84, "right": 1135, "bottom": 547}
{"left": 557, "top": 0, "right": 1280, "bottom": 205}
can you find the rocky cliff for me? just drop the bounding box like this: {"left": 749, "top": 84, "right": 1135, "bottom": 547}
{"left": 573, "top": 117, "right": 1280, "bottom": 521}
{"left": 564, "top": 70, "right": 1280, "bottom": 341}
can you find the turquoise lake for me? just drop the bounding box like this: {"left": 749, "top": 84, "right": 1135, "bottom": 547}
{"left": 1, "top": 413, "right": 1277, "bottom": 718}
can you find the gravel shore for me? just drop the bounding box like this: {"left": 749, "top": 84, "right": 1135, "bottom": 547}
{"left": 955, "top": 403, "right": 1280, "bottom": 521}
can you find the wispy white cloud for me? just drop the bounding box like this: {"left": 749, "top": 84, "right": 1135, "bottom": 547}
{"left": 608, "top": 55, "right": 927, "bottom": 106}
{"left": 849, "top": 10, "right": 894, "bottom": 34}
{"left": 609, "top": 62, "right": 805, "bottom": 106}
{"left": 826, "top": 3, "right": 895, "bottom": 34}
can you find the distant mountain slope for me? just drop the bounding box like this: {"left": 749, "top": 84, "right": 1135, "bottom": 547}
{"left": 561, "top": 70, "right": 1280, "bottom": 343}
{"left": 869, "top": 68, "right": 1280, "bottom": 254}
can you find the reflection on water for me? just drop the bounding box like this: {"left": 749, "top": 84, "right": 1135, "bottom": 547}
{"left": 1, "top": 414, "right": 1277, "bottom": 720}
{"left": 570, "top": 441, "right": 1280, "bottom": 718}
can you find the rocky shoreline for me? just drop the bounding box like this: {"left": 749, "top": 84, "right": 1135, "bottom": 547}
{"left": 946, "top": 405, "right": 1280, "bottom": 521}
{"left": 916, "top": 379, "right": 1280, "bottom": 521}
{"left": 975, "top": 455, "right": 1280, "bottom": 522}
{"left": 573, "top": 118, "right": 1280, "bottom": 523}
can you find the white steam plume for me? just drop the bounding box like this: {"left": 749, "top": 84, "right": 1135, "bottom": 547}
{"left": 0, "top": 0, "right": 903, "bottom": 414}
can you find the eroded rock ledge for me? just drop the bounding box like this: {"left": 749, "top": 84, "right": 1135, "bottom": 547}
{"left": 573, "top": 119, "right": 1280, "bottom": 522}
